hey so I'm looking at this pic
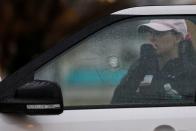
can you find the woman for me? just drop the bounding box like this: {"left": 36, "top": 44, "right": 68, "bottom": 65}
{"left": 111, "top": 19, "right": 196, "bottom": 104}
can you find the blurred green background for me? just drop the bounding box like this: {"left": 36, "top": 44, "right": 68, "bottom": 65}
{"left": 1, "top": 0, "right": 196, "bottom": 79}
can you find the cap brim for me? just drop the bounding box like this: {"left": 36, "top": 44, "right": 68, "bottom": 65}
{"left": 138, "top": 23, "right": 173, "bottom": 32}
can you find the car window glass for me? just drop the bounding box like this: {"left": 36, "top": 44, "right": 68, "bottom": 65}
{"left": 34, "top": 17, "right": 196, "bottom": 107}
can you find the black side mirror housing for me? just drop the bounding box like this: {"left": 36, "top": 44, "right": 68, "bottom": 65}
{"left": 0, "top": 80, "right": 63, "bottom": 115}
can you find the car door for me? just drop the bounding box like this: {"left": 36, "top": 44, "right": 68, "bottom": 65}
{"left": 1, "top": 12, "right": 196, "bottom": 131}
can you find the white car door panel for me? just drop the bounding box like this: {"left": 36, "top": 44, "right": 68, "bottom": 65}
{"left": 1, "top": 107, "right": 196, "bottom": 131}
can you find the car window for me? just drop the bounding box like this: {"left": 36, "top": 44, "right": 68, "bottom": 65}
{"left": 34, "top": 17, "right": 196, "bottom": 107}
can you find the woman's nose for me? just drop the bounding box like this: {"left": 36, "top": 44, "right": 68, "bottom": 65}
{"left": 148, "top": 35, "right": 158, "bottom": 49}
{"left": 150, "top": 34, "right": 155, "bottom": 41}
{"left": 149, "top": 34, "right": 157, "bottom": 43}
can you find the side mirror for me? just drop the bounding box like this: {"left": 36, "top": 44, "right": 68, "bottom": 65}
{"left": 0, "top": 80, "right": 63, "bottom": 115}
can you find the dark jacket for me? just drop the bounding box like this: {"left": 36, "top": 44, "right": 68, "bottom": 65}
{"left": 111, "top": 58, "right": 196, "bottom": 104}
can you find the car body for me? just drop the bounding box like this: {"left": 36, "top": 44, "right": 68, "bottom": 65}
{"left": 1, "top": 5, "right": 196, "bottom": 131}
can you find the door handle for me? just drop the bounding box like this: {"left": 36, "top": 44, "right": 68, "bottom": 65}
{"left": 154, "top": 125, "right": 175, "bottom": 131}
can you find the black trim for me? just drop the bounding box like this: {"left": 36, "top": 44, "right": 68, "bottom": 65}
{"left": 64, "top": 103, "right": 196, "bottom": 110}
{"left": 0, "top": 14, "right": 196, "bottom": 110}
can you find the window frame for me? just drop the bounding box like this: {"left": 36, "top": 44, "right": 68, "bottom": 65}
{"left": 1, "top": 14, "right": 196, "bottom": 110}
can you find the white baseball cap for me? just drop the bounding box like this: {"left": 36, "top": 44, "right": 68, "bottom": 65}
{"left": 138, "top": 19, "right": 188, "bottom": 38}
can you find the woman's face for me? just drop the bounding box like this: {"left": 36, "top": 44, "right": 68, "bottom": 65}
{"left": 147, "top": 30, "right": 180, "bottom": 57}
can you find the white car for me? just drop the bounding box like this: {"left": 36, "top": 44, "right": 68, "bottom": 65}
{"left": 1, "top": 5, "right": 196, "bottom": 131}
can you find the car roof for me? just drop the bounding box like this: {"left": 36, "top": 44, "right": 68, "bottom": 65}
{"left": 112, "top": 5, "right": 196, "bottom": 15}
